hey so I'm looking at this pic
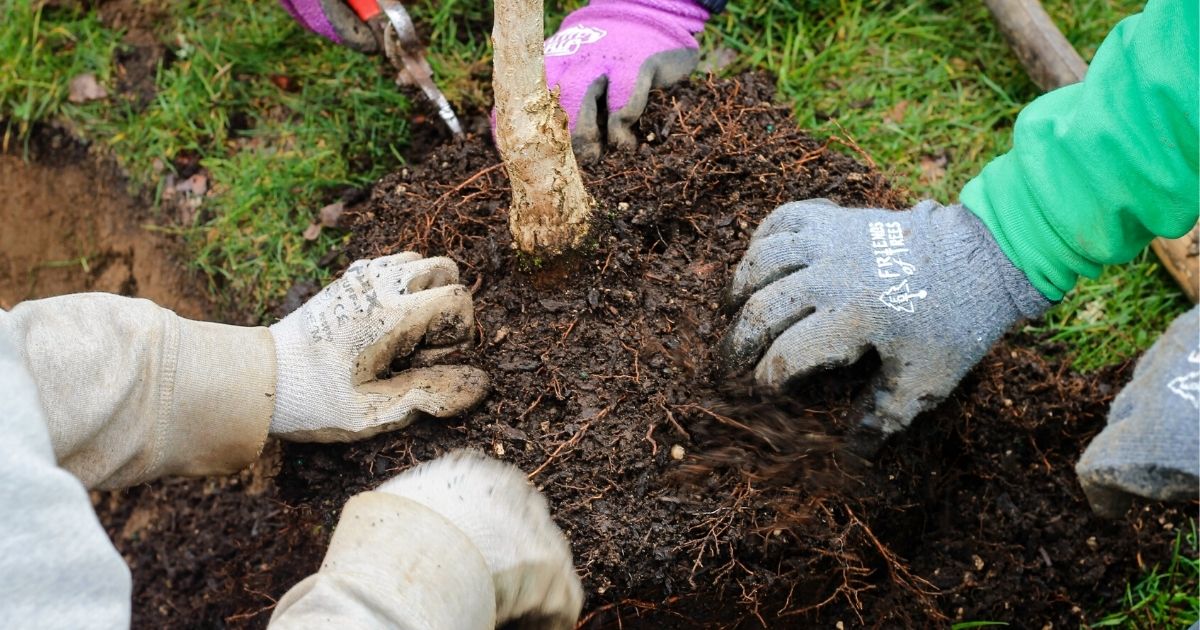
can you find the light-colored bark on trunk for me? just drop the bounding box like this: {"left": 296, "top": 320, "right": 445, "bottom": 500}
{"left": 492, "top": 0, "right": 595, "bottom": 256}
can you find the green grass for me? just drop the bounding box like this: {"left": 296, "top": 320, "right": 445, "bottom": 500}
{"left": 1092, "top": 521, "right": 1199, "bottom": 629}
{"left": 705, "top": 0, "right": 1139, "bottom": 201}
{"left": 3, "top": 0, "right": 412, "bottom": 316}
{"left": 0, "top": 2, "right": 120, "bottom": 148}
{"left": 1029, "top": 250, "right": 1187, "bottom": 372}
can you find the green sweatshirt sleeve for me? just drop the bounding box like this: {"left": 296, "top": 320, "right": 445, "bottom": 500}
{"left": 959, "top": 0, "right": 1199, "bottom": 301}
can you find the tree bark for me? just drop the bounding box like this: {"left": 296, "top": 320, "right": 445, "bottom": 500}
{"left": 492, "top": 0, "right": 595, "bottom": 257}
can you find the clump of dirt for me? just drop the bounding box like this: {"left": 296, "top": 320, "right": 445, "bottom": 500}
{"left": 94, "top": 74, "right": 1192, "bottom": 628}
{"left": 0, "top": 125, "right": 208, "bottom": 317}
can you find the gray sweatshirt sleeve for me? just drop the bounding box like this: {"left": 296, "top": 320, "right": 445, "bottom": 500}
{"left": 0, "top": 294, "right": 497, "bottom": 629}
{"left": 1, "top": 294, "right": 276, "bottom": 489}
{"left": 0, "top": 294, "right": 274, "bottom": 626}
{"left": 0, "top": 328, "right": 132, "bottom": 629}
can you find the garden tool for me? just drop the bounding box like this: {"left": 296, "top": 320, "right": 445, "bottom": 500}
{"left": 347, "top": 0, "right": 464, "bottom": 137}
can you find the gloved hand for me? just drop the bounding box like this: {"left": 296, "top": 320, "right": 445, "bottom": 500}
{"left": 1076, "top": 305, "right": 1200, "bottom": 518}
{"left": 378, "top": 450, "right": 584, "bottom": 629}
{"left": 268, "top": 253, "right": 488, "bottom": 442}
{"left": 544, "top": 0, "right": 709, "bottom": 161}
{"left": 270, "top": 450, "right": 581, "bottom": 628}
{"left": 279, "top": 0, "right": 379, "bottom": 53}
{"left": 722, "top": 199, "right": 1050, "bottom": 443}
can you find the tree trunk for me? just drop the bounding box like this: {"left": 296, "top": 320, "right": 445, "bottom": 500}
{"left": 492, "top": 0, "right": 595, "bottom": 257}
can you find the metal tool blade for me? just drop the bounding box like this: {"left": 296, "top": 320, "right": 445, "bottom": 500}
{"left": 376, "top": 0, "right": 464, "bottom": 137}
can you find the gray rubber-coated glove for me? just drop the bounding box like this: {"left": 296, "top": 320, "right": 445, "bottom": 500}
{"left": 269, "top": 253, "right": 489, "bottom": 442}
{"left": 1076, "top": 305, "right": 1200, "bottom": 518}
{"left": 279, "top": 0, "right": 380, "bottom": 53}
{"left": 543, "top": 0, "right": 709, "bottom": 161}
{"left": 722, "top": 199, "right": 1050, "bottom": 442}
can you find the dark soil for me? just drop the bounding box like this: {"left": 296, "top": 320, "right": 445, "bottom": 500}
{"left": 94, "top": 74, "right": 1194, "bottom": 628}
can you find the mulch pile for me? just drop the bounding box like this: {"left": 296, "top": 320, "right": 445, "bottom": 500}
{"left": 95, "top": 73, "right": 1191, "bottom": 628}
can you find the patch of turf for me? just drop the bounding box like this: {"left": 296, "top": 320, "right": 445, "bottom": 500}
{"left": 106, "top": 0, "right": 413, "bottom": 316}
{"left": 0, "top": 1, "right": 120, "bottom": 149}
{"left": 1028, "top": 250, "right": 1189, "bottom": 373}
{"left": 415, "top": 0, "right": 493, "bottom": 107}
{"left": 3, "top": 0, "right": 413, "bottom": 317}
{"left": 705, "top": 0, "right": 1141, "bottom": 200}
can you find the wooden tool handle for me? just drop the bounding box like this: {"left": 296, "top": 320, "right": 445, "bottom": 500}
{"left": 984, "top": 0, "right": 1087, "bottom": 91}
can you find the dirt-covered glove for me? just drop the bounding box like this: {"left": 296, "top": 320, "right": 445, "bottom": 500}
{"left": 279, "top": 0, "right": 379, "bottom": 53}
{"left": 722, "top": 199, "right": 1050, "bottom": 442}
{"left": 378, "top": 450, "right": 584, "bottom": 629}
{"left": 544, "top": 0, "right": 709, "bottom": 161}
{"left": 268, "top": 253, "right": 488, "bottom": 442}
{"left": 1076, "top": 305, "right": 1200, "bottom": 518}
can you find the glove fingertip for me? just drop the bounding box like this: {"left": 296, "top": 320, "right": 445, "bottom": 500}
{"left": 1078, "top": 478, "right": 1133, "bottom": 520}
{"left": 568, "top": 78, "right": 607, "bottom": 163}
{"left": 716, "top": 326, "right": 754, "bottom": 375}
{"left": 397, "top": 365, "right": 490, "bottom": 418}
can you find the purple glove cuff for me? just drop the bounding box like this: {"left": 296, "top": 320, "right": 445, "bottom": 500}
{"left": 278, "top": 0, "right": 343, "bottom": 43}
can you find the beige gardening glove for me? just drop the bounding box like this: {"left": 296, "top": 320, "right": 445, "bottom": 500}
{"left": 268, "top": 252, "right": 489, "bottom": 442}
{"left": 270, "top": 450, "right": 583, "bottom": 629}
{"left": 375, "top": 450, "right": 584, "bottom": 628}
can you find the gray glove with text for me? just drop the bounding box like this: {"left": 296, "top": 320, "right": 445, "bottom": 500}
{"left": 722, "top": 199, "right": 1049, "bottom": 439}
{"left": 1076, "top": 305, "right": 1200, "bottom": 518}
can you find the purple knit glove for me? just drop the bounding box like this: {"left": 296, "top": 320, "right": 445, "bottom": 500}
{"left": 279, "top": 0, "right": 379, "bottom": 53}
{"left": 544, "top": 0, "right": 709, "bottom": 161}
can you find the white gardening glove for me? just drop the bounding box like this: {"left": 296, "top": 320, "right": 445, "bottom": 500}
{"left": 378, "top": 450, "right": 584, "bottom": 629}
{"left": 268, "top": 252, "right": 488, "bottom": 442}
